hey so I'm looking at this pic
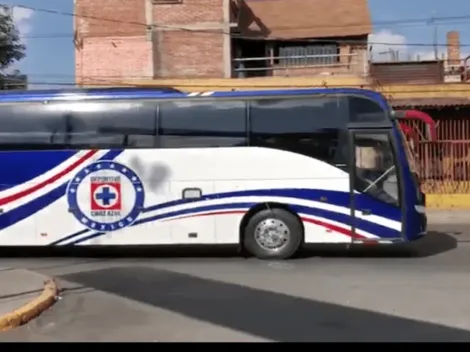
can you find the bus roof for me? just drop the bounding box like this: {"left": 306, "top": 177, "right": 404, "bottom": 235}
{"left": 0, "top": 86, "right": 387, "bottom": 105}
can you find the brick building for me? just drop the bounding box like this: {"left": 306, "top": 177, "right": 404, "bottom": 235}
{"left": 74, "top": 0, "right": 371, "bottom": 82}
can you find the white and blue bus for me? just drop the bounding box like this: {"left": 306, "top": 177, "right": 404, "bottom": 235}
{"left": 0, "top": 87, "right": 426, "bottom": 259}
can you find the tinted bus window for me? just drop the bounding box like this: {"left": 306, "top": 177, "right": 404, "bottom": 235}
{"left": 159, "top": 100, "right": 247, "bottom": 148}
{"left": 0, "top": 104, "right": 65, "bottom": 149}
{"left": 348, "top": 96, "right": 387, "bottom": 123}
{"left": 249, "top": 97, "right": 349, "bottom": 168}
{"left": 58, "top": 101, "right": 157, "bottom": 148}
{"left": 250, "top": 97, "right": 346, "bottom": 134}
{"left": 0, "top": 101, "right": 157, "bottom": 149}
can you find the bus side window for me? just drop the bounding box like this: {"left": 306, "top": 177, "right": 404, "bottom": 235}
{"left": 0, "top": 104, "right": 67, "bottom": 149}
{"left": 249, "top": 97, "right": 349, "bottom": 170}
{"left": 158, "top": 100, "right": 247, "bottom": 148}
{"left": 0, "top": 101, "right": 158, "bottom": 150}
{"left": 57, "top": 101, "right": 157, "bottom": 149}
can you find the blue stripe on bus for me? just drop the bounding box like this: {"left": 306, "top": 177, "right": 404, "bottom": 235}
{"left": 52, "top": 187, "right": 402, "bottom": 245}
{"left": 0, "top": 150, "right": 77, "bottom": 191}
{"left": 143, "top": 188, "right": 401, "bottom": 222}
{"left": 0, "top": 149, "right": 123, "bottom": 231}
{"left": 60, "top": 200, "right": 400, "bottom": 246}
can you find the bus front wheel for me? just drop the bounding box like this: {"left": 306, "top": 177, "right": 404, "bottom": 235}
{"left": 243, "top": 208, "right": 303, "bottom": 260}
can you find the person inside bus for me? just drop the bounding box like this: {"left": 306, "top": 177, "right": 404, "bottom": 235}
{"left": 355, "top": 141, "right": 398, "bottom": 204}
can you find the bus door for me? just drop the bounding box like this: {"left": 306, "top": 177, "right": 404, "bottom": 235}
{"left": 349, "top": 130, "right": 404, "bottom": 242}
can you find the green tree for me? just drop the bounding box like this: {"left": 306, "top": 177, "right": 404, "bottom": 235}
{"left": 0, "top": 5, "right": 26, "bottom": 89}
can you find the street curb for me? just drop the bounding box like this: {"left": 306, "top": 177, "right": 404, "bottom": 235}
{"left": 0, "top": 278, "right": 58, "bottom": 332}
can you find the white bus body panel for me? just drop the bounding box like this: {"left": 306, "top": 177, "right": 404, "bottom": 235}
{"left": 0, "top": 147, "right": 399, "bottom": 246}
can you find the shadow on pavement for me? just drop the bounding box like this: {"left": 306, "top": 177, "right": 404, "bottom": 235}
{"left": 0, "top": 245, "right": 406, "bottom": 259}
{"left": 428, "top": 223, "right": 470, "bottom": 243}
{"left": 62, "top": 266, "right": 470, "bottom": 342}
{"left": 0, "top": 228, "right": 457, "bottom": 261}
{"left": 407, "top": 231, "right": 458, "bottom": 257}
{"left": 299, "top": 230, "right": 457, "bottom": 259}
{"left": 0, "top": 245, "right": 240, "bottom": 259}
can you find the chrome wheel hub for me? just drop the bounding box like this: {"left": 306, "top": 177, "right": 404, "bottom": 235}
{"left": 254, "top": 218, "right": 290, "bottom": 251}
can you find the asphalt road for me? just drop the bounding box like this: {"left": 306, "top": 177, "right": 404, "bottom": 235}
{"left": 0, "top": 223, "right": 470, "bottom": 342}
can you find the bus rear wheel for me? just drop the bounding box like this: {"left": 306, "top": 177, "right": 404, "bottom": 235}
{"left": 243, "top": 208, "right": 303, "bottom": 260}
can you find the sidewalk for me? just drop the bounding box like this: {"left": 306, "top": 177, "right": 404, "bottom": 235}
{"left": 427, "top": 210, "right": 470, "bottom": 225}
{"left": 0, "top": 268, "right": 57, "bottom": 331}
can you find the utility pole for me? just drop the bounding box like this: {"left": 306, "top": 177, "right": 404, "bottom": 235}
{"left": 431, "top": 10, "right": 438, "bottom": 60}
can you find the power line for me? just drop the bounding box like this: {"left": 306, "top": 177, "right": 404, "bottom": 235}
{"left": 0, "top": 29, "right": 445, "bottom": 49}
{"left": 2, "top": 32, "right": 469, "bottom": 48}
{"left": 6, "top": 4, "right": 470, "bottom": 46}
{"left": 13, "top": 4, "right": 470, "bottom": 31}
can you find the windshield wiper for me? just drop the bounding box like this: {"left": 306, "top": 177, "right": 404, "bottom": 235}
{"left": 363, "top": 165, "right": 395, "bottom": 193}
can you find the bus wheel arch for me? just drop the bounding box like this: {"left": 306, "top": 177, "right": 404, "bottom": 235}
{"left": 239, "top": 202, "right": 304, "bottom": 260}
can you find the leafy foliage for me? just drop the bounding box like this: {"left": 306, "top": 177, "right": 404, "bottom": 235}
{"left": 0, "top": 6, "right": 26, "bottom": 88}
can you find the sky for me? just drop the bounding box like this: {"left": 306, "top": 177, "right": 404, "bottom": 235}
{"left": 368, "top": 0, "right": 470, "bottom": 61}
{"left": 2, "top": 0, "right": 73, "bottom": 88}
{"left": 1, "top": 0, "right": 470, "bottom": 88}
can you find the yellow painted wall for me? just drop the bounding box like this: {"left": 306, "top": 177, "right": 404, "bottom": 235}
{"left": 83, "top": 75, "right": 368, "bottom": 91}
{"left": 379, "top": 83, "right": 470, "bottom": 99}
{"left": 426, "top": 194, "right": 470, "bottom": 209}
{"left": 83, "top": 76, "right": 470, "bottom": 100}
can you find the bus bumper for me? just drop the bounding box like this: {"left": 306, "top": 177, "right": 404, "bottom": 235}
{"left": 414, "top": 205, "right": 427, "bottom": 238}
{"left": 419, "top": 213, "right": 427, "bottom": 236}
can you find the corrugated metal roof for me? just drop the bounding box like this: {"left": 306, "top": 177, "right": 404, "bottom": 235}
{"left": 391, "top": 97, "right": 470, "bottom": 108}
{"left": 370, "top": 61, "right": 444, "bottom": 85}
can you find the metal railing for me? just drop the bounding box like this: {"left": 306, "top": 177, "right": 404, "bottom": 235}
{"left": 417, "top": 140, "right": 470, "bottom": 194}
{"left": 232, "top": 52, "right": 363, "bottom": 77}
{"left": 401, "top": 116, "right": 470, "bottom": 194}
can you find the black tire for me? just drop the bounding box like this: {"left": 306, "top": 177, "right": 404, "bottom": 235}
{"left": 243, "top": 208, "right": 303, "bottom": 260}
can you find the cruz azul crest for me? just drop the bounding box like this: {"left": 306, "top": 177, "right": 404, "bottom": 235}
{"left": 67, "top": 161, "right": 145, "bottom": 232}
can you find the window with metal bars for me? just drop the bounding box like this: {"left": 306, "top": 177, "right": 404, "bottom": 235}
{"left": 152, "top": 0, "right": 182, "bottom": 4}
{"left": 276, "top": 43, "right": 339, "bottom": 67}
